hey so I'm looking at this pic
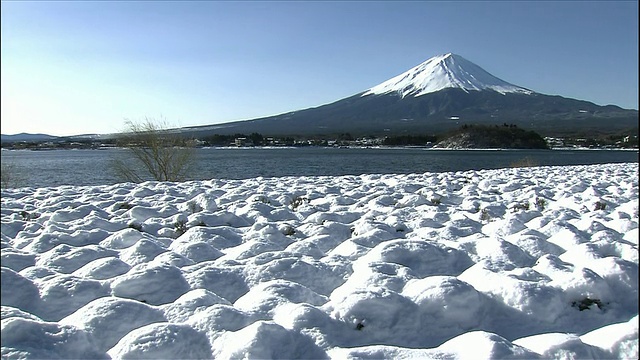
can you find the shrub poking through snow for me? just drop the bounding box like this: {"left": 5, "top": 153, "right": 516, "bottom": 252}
{"left": 281, "top": 225, "right": 296, "bottom": 236}
{"left": 352, "top": 318, "right": 366, "bottom": 331}
{"left": 253, "top": 195, "right": 271, "bottom": 204}
{"left": 187, "top": 202, "right": 203, "bottom": 214}
{"left": 571, "top": 297, "right": 606, "bottom": 311}
{"left": 480, "top": 208, "right": 492, "bottom": 222}
{"left": 290, "top": 196, "right": 308, "bottom": 211}
{"left": 511, "top": 202, "right": 530, "bottom": 212}
{"left": 19, "top": 210, "right": 39, "bottom": 221}
{"left": 117, "top": 202, "right": 134, "bottom": 210}
{"left": 535, "top": 198, "right": 547, "bottom": 211}
{"left": 174, "top": 219, "right": 188, "bottom": 236}
{"left": 128, "top": 222, "right": 143, "bottom": 232}
{"left": 594, "top": 201, "right": 607, "bottom": 211}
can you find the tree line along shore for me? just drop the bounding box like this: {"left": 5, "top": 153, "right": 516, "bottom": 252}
{"left": 2, "top": 124, "right": 638, "bottom": 150}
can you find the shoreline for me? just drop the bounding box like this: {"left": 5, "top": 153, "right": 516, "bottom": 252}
{"left": 1, "top": 146, "right": 639, "bottom": 152}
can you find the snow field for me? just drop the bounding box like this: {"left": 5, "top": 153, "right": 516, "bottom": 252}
{"left": 1, "top": 163, "right": 638, "bottom": 359}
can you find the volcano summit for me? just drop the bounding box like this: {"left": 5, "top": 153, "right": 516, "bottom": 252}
{"left": 363, "top": 53, "right": 533, "bottom": 97}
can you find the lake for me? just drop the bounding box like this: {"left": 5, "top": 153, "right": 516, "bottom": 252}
{"left": 1, "top": 147, "right": 638, "bottom": 188}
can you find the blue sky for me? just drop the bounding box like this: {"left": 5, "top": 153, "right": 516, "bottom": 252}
{"left": 1, "top": 1, "right": 638, "bottom": 136}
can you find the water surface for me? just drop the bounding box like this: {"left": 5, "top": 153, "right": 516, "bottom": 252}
{"left": 1, "top": 147, "right": 637, "bottom": 188}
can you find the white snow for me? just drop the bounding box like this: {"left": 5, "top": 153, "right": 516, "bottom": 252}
{"left": 1, "top": 163, "right": 638, "bottom": 359}
{"left": 362, "top": 53, "right": 534, "bottom": 97}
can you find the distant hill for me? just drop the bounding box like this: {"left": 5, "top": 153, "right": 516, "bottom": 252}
{"left": 434, "top": 124, "right": 549, "bottom": 149}
{"left": 0, "top": 133, "right": 62, "bottom": 142}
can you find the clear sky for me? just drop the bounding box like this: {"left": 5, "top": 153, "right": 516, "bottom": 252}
{"left": 1, "top": 0, "right": 638, "bottom": 137}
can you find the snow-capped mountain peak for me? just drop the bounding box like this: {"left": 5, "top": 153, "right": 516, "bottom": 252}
{"left": 362, "top": 53, "right": 533, "bottom": 98}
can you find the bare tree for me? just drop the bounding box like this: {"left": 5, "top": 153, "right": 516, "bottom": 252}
{"left": 1, "top": 161, "right": 25, "bottom": 189}
{"left": 112, "top": 118, "right": 196, "bottom": 183}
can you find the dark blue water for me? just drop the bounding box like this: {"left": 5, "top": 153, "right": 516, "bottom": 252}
{"left": 1, "top": 147, "right": 638, "bottom": 188}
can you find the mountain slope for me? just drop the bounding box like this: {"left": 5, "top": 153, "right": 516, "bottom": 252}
{"left": 182, "top": 90, "right": 637, "bottom": 138}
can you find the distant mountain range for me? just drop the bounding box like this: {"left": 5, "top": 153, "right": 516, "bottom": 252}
{"left": 0, "top": 133, "right": 107, "bottom": 143}
{"left": 3, "top": 53, "right": 638, "bottom": 142}
{"left": 1, "top": 133, "right": 61, "bottom": 142}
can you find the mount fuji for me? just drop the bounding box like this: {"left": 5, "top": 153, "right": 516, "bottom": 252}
{"left": 182, "top": 53, "right": 637, "bottom": 137}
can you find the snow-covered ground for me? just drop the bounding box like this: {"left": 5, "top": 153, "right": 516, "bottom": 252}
{"left": 1, "top": 163, "right": 638, "bottom": 359}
